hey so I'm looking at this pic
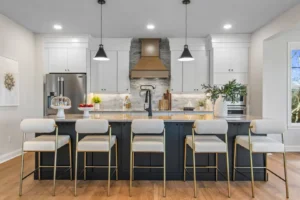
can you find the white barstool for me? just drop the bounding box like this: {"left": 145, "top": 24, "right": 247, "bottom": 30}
{"left": 184, "top": 120, "right": 230, "bottom": 198}
{"left": 130, "top": 119, "right": 166, "bottom": 197}
{"left": 19, "top": 119, "right": 72, "bottom": 196}
{"left": 233, "top": 119, "right": 289, "bottom": 198}
{"left": 74, "top": 119, "right": 118, "bottom": 196}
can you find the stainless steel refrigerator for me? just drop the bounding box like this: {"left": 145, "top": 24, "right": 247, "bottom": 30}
{"left": 44, "top": 74, "right": 87, "bottom": 116}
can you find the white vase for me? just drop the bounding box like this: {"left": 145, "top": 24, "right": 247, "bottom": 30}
{"left": 199, "top": 106, "right": 204, "bottom": 111}
{"left": 94, "top": 103, "right": 100, "bottom": 110}
{"left": 214, "top": 95, "right": 228, "bottom": 117}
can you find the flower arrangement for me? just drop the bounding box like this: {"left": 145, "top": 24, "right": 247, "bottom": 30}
{"left": 202, "top": 79, "right": 247, "bottom": 103}
{"left": 198, "top": 99, "right": 206, "bottom": 107}
{"left": 4, "top": 73, "right": 15, "bottom": 91}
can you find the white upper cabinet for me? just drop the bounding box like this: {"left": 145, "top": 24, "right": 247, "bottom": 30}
{"left": 90, "top": 50, "right": 130, "bottom": 93}
{"left": 67, "top": 48, "right": 87, "bottom": 73}
{"left": 170, "top": 51, "right": 183, "bottom": 93}
{"left": 170, "top": 50, "right": 209, "bottom": 93}
{"left": 117, "top": 51, "right": 130, "bottom": 93}
{"left": 47, "top": 47, "right": 87, "bottom": 73}
{"left": 48, "top": 48, "right": 68, "bottom": 73}
{"left": 213, "top": 47, "right": 248, "bottom": 73}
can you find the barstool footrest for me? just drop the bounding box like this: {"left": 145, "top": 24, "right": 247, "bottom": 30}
{"left": 234, "top": 167, "right": 286, "bottom": 182}
{"left": 133, "top": 166, "right": 163, "bottom": 169}
{"left": 85, "top": 165, "right": 117, "bottom": 168}
{"left": 185, "top": 167, "right": 228, "bottom": 180}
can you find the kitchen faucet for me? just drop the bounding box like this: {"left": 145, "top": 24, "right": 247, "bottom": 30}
{"left": 144, "top": 89, "right": 153, "bottom": 117}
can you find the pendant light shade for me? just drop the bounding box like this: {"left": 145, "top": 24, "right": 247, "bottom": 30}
{"left": 94, "top": 0, "right": 109, "bottom": 61}
{"left": 94, "top": 44, "right": 109, "bottom": 61}
{"left": 178, "top": 45, "right": 194, "bottom": 61}
{"left": 178, "top": 0, "right": 194, "bottom": 62}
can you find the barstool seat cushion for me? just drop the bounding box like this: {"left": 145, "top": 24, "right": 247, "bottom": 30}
{"left": 236, "top": 136, "right": 284, "bottom": 153}
{"left": 23, "top": 135, "right": 70, "bottom": 151}
{"left": 132, "top": 136, "right": 164, "bottom": 152}
{"left": 186, "top": 135, "right": 227, "bottom": 153}
{"left": 78, "top": 135, "right": 116, "bottom": 152}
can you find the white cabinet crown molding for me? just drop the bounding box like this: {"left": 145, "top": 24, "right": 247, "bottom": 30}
{"left": 89, "top": 37, "right": 132, "bottom": 51}
{"left": 168, "top": 38, "right": 206, "bottom": 51}
{"left": 206, "top": 34, "right": 251, "bottom": 50}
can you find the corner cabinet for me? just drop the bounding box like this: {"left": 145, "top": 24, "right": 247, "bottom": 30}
{"left": 90, "top": 50, "right": 130, "bottom": 93}
{"left": 170, "top": 50, "right": 209, "bottom": 93}
{"left": 47, "top": 47, "right": 87, "bottom": 73}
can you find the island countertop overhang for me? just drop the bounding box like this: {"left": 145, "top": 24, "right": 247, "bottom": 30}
{"left": 44, "top": 114, "right": 262, "bottom": 123}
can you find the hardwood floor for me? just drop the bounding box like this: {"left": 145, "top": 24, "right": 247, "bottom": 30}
{"left": 0, "top": 152, "right": 300, "bottom": 200}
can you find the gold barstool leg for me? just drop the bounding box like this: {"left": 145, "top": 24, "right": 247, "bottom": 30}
{"left": 115, "top": 139, "right": 118, "bottom": 181}
{"left": 84, "top": 152, "right": 87, "bottom": 181}
{"left": 38, "top": 152, "right": 41, "bottom": 180}
{"left": 226, "top": 151, "right": 231, "bottom": 198}
{"left": 249, "top": 147, "right": 255, "bottom": 198}
{"left": 283, "top": 152, "right": 289, "bottom": 198}
{"left": 233, "top": 140, "right": 237, "bottom": 181}
{"left": 192, "top": 148, "right": 197, "bottom": 198}
{"left": 19, "top": 149, "right": 25, "bottom": 196}
{"left": 69, "top": 140, "right": 72, "bottom": 180}
{"left": 184, "top": 138, "right": 187, "bottom": 182}
{"left": 107, "top": 146, "right": 111, "bottom": 196}
{"left": 163, "top": 139, "right": 166, "bottom": 197}
{"left": 265, "top": 153, "right": 268, "bottom": 182}
{"left": 53, "top": 147, "right": 58, "bottom": 196}
{"left": 74, "top": 133, "right": 78, "bottom": 196}
{"left": 132, "top": 152, "right": 134, "bottom": 181}
{"left": 216, "top": 153, "right": 218, "bottom": 181}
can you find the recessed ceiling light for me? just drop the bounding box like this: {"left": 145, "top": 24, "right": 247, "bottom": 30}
{"left": 147, "top": 24, "right": 155, "bottom": 30}
{"left": 223, "top": 24, "right": 232, "bottom": 30}
{"left": 53, "top": 24, "right": 63, "bottom": 30}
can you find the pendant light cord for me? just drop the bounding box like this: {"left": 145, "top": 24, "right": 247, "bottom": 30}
{"left": 100, "top": 3, "right": 103, "bottom": 44}
{"left": 185, "top": 3, "right": 187, "bottom": 45}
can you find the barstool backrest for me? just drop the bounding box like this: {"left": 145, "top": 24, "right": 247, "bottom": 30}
{"left": 132, "top": 119, "right": 164, "bottom": 134}
{"left": 250, "top": 119, "right": 286, "bottom": 134}
{"left": 20, "top": 119, "right": 56, "bottom": 133}
{"left": 194, "top": 120, "right": 228, "bottom": 134}
{"left": 75, "top": 119, "right": 109, "bottom": 134}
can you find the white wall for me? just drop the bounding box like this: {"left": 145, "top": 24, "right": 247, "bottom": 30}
{"left": 250, "top": 4, "right": 300, "bottom": 117}
{"left": 0, "top": 14, "right": 40, "bottom": 163}
{"left": 264, "top": 29, "right": 300, "bottom": 151}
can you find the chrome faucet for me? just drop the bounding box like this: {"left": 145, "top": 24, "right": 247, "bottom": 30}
{"left": 144, "top": 89, "right": 153, "bottom": 117}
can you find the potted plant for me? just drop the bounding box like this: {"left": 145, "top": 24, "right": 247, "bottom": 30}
{"left": 198, "top": 99, "right": 206, "bottom": 111}
{"left": 202, "top": 80, "right": 247, "bottom": 117}
{"left": 92, "top": 95, "right": 102, "bottom": 110}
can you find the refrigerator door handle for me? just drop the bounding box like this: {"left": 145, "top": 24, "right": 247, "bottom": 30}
{"left": 57, "top": 77, "right": 61, "bottom": 96}
{"left": 60, "top": 77, "right": 65, "bottom": 96}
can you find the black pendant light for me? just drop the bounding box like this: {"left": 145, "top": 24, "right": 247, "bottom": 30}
{"left": 94, "top": 0, "right": 109, "bottom": 61}
{"left": 178, "top": 0, "right": 194, "bottom": 62}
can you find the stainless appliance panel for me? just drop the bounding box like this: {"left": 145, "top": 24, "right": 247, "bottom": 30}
{"left": 44, "top": 74, "right": 86, "bottom": 115}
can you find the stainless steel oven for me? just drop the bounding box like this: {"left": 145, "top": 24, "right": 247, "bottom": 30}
{"left": 228, "top": 105, "right": 246, "bottom": 115}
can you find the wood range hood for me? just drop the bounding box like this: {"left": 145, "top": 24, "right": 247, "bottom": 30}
{"left": 130, "top": 39, "right": 169, "bottom": 79}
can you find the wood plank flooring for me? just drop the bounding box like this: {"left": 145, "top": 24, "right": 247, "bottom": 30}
{"left": 0, "top": 152, "right": 300, "bottom": 199}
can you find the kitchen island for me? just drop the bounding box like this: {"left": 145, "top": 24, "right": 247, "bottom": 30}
{"left": 37, "top": 114, "right": 265, "bottom": 181}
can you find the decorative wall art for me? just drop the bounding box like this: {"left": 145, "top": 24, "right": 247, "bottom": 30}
{"left": 0, "top": 56, "right": 19, "bottom": 106}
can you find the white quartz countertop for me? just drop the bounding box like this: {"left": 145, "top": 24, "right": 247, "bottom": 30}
{"left": 90, "top": 108, "right": 213, "bottom": 113}
{"left": 44, "top": 114, "right": 261, "bottom": 123}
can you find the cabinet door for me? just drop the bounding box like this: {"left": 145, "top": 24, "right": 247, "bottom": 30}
{"left": 213, "top": 48, "right": 231, "bottom": 73}
{"left": 171, "top": 51, "right": 183, "bottom": 92}
{"left": 182, "top": 51, "right": 209, "bottom": 93}
{"left": 214, "top": 72, "right": 248, "bottom": 85}
{"left": 193, "top": 50, "right": 209, "bottom": 92}
{"left": 90, "top": 51, "right": 103, "bottom": 93}
{"left": 99, "top": 51, "right": 118, "bottom": 92}
{"left": 48, "top": 48, "right": 68, "bottom": 73}
{"left": 231, "top": 48, "right": 248, "bottom": 73}
{"left": 117, "top": 51, "right": 130, "bottom": 93}
{"left": 67, "top": 48, "right": 87, "bottom": 73}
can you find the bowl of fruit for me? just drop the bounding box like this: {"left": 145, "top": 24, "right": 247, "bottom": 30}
{"left": 78, "top": 104, "right": 94, "bottom": 117}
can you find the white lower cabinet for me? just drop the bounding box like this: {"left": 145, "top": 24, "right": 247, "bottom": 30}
{"left": 90, "top": 50, "right": 130, "bottom": 93}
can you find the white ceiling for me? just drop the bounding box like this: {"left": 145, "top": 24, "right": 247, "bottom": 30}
{"left": 0, "top": 0, "right": 299, "bottom": 38}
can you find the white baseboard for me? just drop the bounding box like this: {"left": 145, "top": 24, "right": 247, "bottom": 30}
{"left": 0, "top": 148, "right": 22, "bottom": 164}
{"left": 285, "top": 145, "right": 300, "bottom": 152}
